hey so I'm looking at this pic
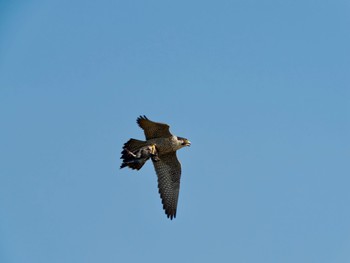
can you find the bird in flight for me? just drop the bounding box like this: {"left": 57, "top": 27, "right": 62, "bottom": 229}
{"left": 120, "top": 115, "right": 191, "bottom": 219}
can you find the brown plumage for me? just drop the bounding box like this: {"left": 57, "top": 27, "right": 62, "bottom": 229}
{"left": 120, "top": 115, "right": 191, "bottom": 219}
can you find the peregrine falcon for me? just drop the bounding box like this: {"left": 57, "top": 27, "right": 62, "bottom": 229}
{"left": 120, "top": 115, "right": 191, "bottom": 219}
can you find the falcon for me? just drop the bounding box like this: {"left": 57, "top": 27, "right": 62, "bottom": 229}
{"left": 120, "top": 115, "right": 191, "bottom": 219}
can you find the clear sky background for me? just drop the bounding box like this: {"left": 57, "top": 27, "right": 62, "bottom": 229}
{"left": 0, "top": 1, "right": 349, "bottom": 262}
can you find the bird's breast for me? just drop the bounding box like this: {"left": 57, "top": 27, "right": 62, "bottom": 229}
{"left": 147, "top": 137, "right": 177, "bottom": 155}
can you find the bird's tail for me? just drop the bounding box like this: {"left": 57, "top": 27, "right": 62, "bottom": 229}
{"left": 120, "top": 139, "right": 148, "bottom": 170}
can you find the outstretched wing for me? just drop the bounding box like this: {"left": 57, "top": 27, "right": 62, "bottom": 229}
{"left": 152, "top": 152, "right": 181, "bottom": 219}
{"left": 137, "top": 115, "right": 172, "bottom": 139}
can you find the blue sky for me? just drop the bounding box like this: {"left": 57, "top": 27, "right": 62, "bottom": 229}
{"left": 0, "top": 0, "right": 349, "bottom": 262}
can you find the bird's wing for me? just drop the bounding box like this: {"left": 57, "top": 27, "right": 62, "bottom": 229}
{"left": 137, "top": 115, "right": 172, "bottom": 139}
{"left": 152, "top": 152, "right": 181, "bottom": 219}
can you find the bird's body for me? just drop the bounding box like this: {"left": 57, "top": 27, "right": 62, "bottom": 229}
{"left": 120, "top": 116, "right": 191, "bottom": 219}
{"left": 148, "top": 136, "right": 184, "bottom": 153}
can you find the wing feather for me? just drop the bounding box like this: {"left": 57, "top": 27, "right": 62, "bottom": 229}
{"left": 137, "top": 115, "right": 172, "bottom": 139}
{"left": 152, "top": 152, "right": 181, "bottom": 219}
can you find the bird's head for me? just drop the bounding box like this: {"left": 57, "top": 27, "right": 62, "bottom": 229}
{"left": 177, "top": 137, "right": 191, "bottom": 147}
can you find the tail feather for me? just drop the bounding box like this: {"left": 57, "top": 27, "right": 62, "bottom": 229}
{"left": 120, "top": 148, "right": 146, "bottom": 170}
{"left": 120, "top": 159, "right": 145, "bottom": 170}
{"left": 120, "top": 138, "right": 148, "bottom": 170}
{"left": 122, "top": 139, "right": 147, "bottom": 152}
